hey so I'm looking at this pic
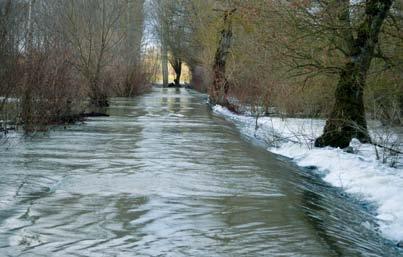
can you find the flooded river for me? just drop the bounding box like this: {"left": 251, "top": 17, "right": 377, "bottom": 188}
{"left": 0, "top": 87, "right": 401, "bottom": 256}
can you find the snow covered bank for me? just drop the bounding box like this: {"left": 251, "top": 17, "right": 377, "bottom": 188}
{"left": 213, "top": 105, "right": 403, "bottom": 244}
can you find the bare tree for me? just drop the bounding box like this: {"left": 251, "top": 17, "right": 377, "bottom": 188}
{"left": 60, "top": 0, "right": 127, "bottom": 107}
{"left": 209, "top": 8, "right": 236, "bottom": 106}
{"left": 313, "top": 0, "right": 394, "bottom": 148}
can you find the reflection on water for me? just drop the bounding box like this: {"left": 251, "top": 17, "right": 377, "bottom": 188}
{"left": 0, "top": 88, "right": 401, "bottom": 256}
{"left": 161, "top": 87, "right": 190, "bottom": 114}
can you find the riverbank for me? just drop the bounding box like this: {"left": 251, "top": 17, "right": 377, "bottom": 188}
{"left": 213, "top": 105, "right": 403, "bottom": 245}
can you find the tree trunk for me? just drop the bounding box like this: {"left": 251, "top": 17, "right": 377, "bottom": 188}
{"left": 315, "top": 63, "right": 370, "bottom": 148}
{"left": 210, "top": 9, "right": 236, "bottom": 106}
{"left": 170, "top": 57, "right": 182, "bottom": 86}
{"left": 315, "top": 0, "right": 393, "bottom": 148}
{"left": 161, "top": 42, "right": 169, "bottom": 87}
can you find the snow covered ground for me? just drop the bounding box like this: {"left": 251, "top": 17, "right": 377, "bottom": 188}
{"left": 213, "top": 105, "right": 403, "bottom": 244}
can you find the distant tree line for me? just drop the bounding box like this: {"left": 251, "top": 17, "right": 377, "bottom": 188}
{"left": 152, "top": 0, "right": 402, "bottom": 148}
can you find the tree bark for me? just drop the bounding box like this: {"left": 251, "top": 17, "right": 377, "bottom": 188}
{"left": 210, "top": 9, "right": 236, "bottom": 106}
{"left": 315, "top": 0, "right": 393, "bottom": 148}
{"left": 170, "top": 57, "right": 182, "bottom": 86}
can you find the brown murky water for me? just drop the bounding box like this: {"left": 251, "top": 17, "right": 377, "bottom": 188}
{"left": 0, "top": 87, "right": 401, "bottom": 256}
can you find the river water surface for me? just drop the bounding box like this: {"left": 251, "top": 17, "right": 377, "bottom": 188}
{"left": 0, "top": 88, "right": 401, "bottom": 256}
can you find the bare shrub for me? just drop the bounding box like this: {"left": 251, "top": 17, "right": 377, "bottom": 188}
{"left": 20, "top": 48, "right": 84, "bottom": 132}
{"left": 371, "top": 126, "right": 401, "bottom": 168}
{"left": 112, "top": 64, "right": 152, "bottom": 97}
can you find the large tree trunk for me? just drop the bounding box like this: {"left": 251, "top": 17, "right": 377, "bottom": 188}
{"left": 315, "top": 63, "right": 370, "bottom": 148}
{"left": 210, "top": 9, "right": 236, "bottom": 106}
{"left": 170, "top": 57, "right": 182, "bottom": 86}
{"left": 315, "top": 0, "right": 393, "bottom": 148}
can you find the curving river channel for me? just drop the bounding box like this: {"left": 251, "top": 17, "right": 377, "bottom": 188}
{"left": 0, "top": 87, "right": 401, "bottom": 257}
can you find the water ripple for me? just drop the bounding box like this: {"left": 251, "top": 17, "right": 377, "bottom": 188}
{"left": 0, "top": 88, "right": 401, "bottom": 256}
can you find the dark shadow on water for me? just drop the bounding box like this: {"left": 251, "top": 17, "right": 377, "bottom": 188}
{"left": 301, "top": 189, "right": 344, "bottom": 257}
